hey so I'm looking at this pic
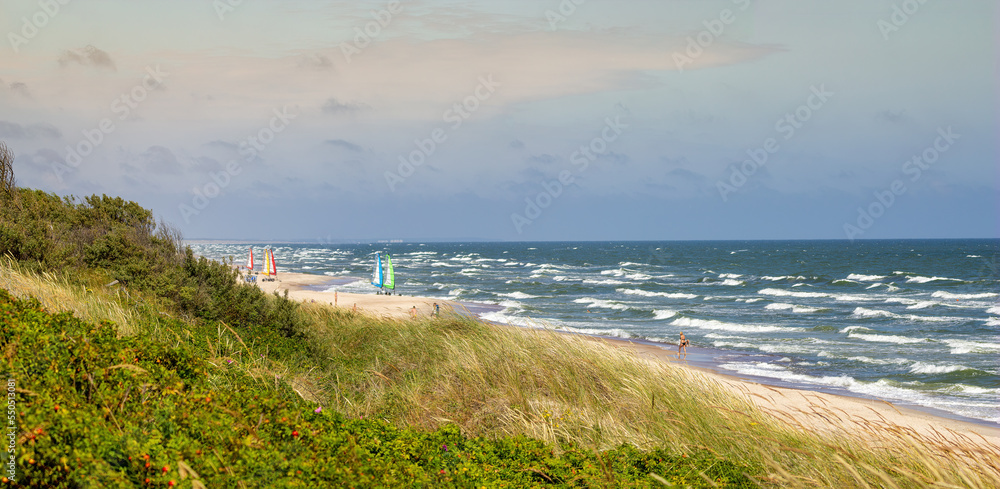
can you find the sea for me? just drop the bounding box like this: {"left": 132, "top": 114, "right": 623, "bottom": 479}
{"left": 189, "top": 240, "right": 1000, "bottom": 426}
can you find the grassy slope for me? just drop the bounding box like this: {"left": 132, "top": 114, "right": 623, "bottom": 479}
{"left": 2, "top": 189, "right": 998, "bottom": 487}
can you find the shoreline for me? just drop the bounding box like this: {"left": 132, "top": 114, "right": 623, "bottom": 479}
{"left": 250, "top": 271, "right": 1000, "bottom": 446}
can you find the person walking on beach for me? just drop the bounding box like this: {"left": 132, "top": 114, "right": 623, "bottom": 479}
{"left": 432, "top": 303, "right": 439, "bottom": 317}
{"left": 410, "top": 306, "right": 417, "bottom": 319}
{"left": 678, "top": 332, "right": 689, "bottom": 357}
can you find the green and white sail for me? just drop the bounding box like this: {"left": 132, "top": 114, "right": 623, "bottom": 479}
{"left": 383, "top": 254, "right": 395, "bottom": 290}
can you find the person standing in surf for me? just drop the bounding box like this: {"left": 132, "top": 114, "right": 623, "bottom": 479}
{"left": 678, "top": 332, "right": 689, "bottom": 357}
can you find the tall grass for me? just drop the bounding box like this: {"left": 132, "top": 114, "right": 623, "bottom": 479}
{"left": 5, "top": 259, "right": 999, "bottom": 487}
{"left": 301, "top": 304, "right": 1000, "bottom": 488}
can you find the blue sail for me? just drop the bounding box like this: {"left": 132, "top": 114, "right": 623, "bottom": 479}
{"left": 371, "top": 252, "right": 383, "bottom": 288}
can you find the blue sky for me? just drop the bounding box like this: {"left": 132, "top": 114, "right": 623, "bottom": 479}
{"left": 1, "top": 0, "right": 996, "bottom": 241}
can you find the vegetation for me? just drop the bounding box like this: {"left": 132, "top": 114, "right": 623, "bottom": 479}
{"left": 1, "top": 187, "right": 998, "bottom": 487}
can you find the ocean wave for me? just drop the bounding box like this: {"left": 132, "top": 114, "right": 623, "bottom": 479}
{"left": 499, "top": 291, "right": 539, "bottom": 300}
{"left": 905, "top": 275, "right": 964, "bottom": 284}
{"left": 573, "top": 297, "right": 632, "bottom": 311}
{"left": 966, "top": 255, "right": 983, "bottom": 258}
{"left": 719, "top": 279, "right": 745, "bottom": 286}
{"left": 758, "top": 288, "right": 830, "bottom": 299}
{"left": 652, "top": 309, "right": 677, "bottom": 320}
{"left": 431, "top": 261, "right": 460, "bottom": 267}
{"left": 931, "top": 291, "right": 998, "bottom": 300}
{"left": 478, "top": 311, "right": 538, "bottom": 328}
{"left": 583, "top": 279, "right": 628, "bottom": 285}
{"left": 671, "top": 317, "right": 801, "bottom": 333}
{"left": 498, "top": 299, "right": 523, "bottom": 309}
{"left": 838, "top": 325, "right": 871, "bottom": 333}
{"left": 719, "top": 273, "right": 743, "bottom": 279}
{"left": 760, "top": 275, "right": 808, "bottom": 281}
{"left": 617, "top": 288, "right": 698, "bottom": 299}
{"left": 448, "top": 288, "right": 465, "bottom": 296}
{"left": 943, "top": 339, "right": 1000, "bottom": 354}
{"left": 852, "top": 307, "right": 897, "bottom": 318}
{"left": 552, "top": 275, "right": 577, "bottom": 282}
{"left": 986, "top": 318, "right": 1000, "bottom": 327}
{"left": 832, "top": 279, "right": 859, "bottom": 285}
{"left": 849, "top": 332, "right": 929, "bottom": 344}
{"left": 847, "top": 273, "right": 887, "bottom": 282}
{"left": 986, "top": 305, "right": 1000, "bottom": 315}
{"left": 865, "top": 283, "right": 885, "bottom": 289}
{"left": 619, "top": 261, "right": 646, "bottom": 267}
{"left": 765, "top": 303, "right": 825, "bottom": 313}
{"left": 908, "top": 362, "right": 970, "bottom": 374}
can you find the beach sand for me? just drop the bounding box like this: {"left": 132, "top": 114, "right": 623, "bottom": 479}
{"left": 250, "top": 271, "right": 1000, "bottom": 448}
{"left": 251, "top": 271, "right": 459, "bottom": 319}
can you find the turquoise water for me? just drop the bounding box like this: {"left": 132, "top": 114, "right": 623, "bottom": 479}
{"left": 190, "top": 240, "right": 1000, "bottom": 424}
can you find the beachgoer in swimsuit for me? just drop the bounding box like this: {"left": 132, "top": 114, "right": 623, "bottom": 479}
{"left": 678, "top": 332, "right": 689, "bottom": 357}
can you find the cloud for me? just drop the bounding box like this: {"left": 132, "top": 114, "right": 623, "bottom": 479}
{"left": 876, "top": 109, "right": 908, "bottom": 123}
{"left": 8, "top": 82, "right": 31, "bottom": 98}
{"left": 140, "top": 146, "right": 182, "bottom": 175}
{"left": 58, "top": 45, "right": 117, "bottom": 71}
{"left": 527, "top": 154, "right": 558, "bottom": 165}
{"left": 325, "top": 139, "right": 363, "bottom": 152}
{"left": 298, "top": 53, "right": 335, "bottom": 71}
{"left": 509, "top": 139, "right": 525, "bottom": 149}
{"left": 0, "top": 121, "right": 61, "bottom": 139}
{"left": 321, "top": 98, "right": 368, "bottom": 114}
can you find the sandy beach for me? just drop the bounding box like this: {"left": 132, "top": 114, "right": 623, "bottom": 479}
{"left": 250, "top": 271, "right": 462, "bottom": 319}
{"left": 250, "top": 271, "right": 1000, "bottom": 449}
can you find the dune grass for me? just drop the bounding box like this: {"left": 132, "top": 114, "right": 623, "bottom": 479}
{"left": 4, "top": 258, "right": 999, "bottom": 487}
{"left": 299, "top": 302, "right": 1000, "bottom": 488}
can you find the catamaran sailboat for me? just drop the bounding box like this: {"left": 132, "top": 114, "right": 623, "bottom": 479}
{"left": 371, "top": 252, "right": 396, "bottom": 294}
{"left": 262, "top": 248, "right": 277, "bottom": 282}
{"left": 245, "top": 247, "right": 255, "bottom": 282}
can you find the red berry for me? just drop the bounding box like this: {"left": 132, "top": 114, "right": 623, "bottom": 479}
{"left": 144, "top": 478, "right": 150, "bottom": 484}
{"left": 168, "top": 482, "right": 175, "bottom": 487}
{"left": 292, "top": 430, "right": 299, "bottom": 437}
{"left": 162, "top": 465, "right": 169, "bottom": 473}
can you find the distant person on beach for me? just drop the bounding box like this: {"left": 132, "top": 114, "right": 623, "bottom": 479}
{"left": 410, "top": 306, "right": 417, "bottom": 319}
{"left": 678, "top": 332, "right": 689, "bottom": 357}
{"left": 352, "top": 303, "right": 357, "bottom": 313}
{"left": 433, "top": 303, "right": 439, "bottom": 317}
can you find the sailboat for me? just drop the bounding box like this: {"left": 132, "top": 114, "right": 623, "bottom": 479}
{"left": 371, "top": 252, "right": 384, "bottom": 291}
{"left": 245, "top": 247, "right": 255, "bottom": 282}
{"left": 262, "top": 248, "right": 277, "bottom": 281}
{"left": 383, "top": 253, "right": 395, "bottom": 292}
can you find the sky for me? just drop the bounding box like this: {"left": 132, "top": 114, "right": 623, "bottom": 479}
{"left": 1, "top": 0, "right": 997, "bottom": 241}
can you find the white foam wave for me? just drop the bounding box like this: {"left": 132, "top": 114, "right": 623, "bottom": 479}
{"left": 852, "top": 307, "right": 898, "bottom": 318}
{"left": 573, "top": 297, "right": 632, "bottom": 311}
{"left": 849, "top": 332, "right": 929, "bottom": 344}
{"left": 671, "top": 317, "right": 801, "bottom": 333}
{"left": 760, "top": 275, "right": 808, "bottom": 281}
{"left": 865, "top": 283, "right": 884, "bottom": 289}
{"left": 905, "top": 275, "right": 963, "bottom": 284}
{"left": 943, "top": 339, "right": 1000, "bottom": 354}
{"left": 839, "top": 325, "right": 871, "bottom": 333}
{"left": 847, "top": 273, "right": 887, "bottom": 281}
{"left": 986, "top": 318, "right": 1000, "bottom": 327}
{"left": 966, "top": 255, "right": 982, "bottom": 258}
{"left": 652, "top": 309, "right": 677, "bottom": 320}
{"left": 719, "top": 279, "right": 745, "bottom": 286}
{"left": 765, "top": 303, "right": 824, "bottom": 313}
{"left": 908, "top": 362, "right": 969, "bottom": 374}
{"left": 619, "top": 261, "right": 646, "bottom": 267}
{"left": 758, "top": 288, "right": 830, "bottom": 298}
{"left": 499, "top": 291, "right": 538, "bottom": 300}
{"left": 719, "top": 273, "right": 743, "bottom": 279}
{"left": 498, "top": 299, "right": 523, "bottom": 309}
{"left": 931, "top": 291, "right": 998, "bottom": 300}
{"left": 986, "top": 305, "right": 1000, "bottom": 315}
{"left": 616, "top": 288, "right": 697, "bottom": 299}
{"left": 584, "top": 279, "right": 627, "bottom": 285}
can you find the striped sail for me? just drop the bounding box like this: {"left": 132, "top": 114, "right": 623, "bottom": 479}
{"left": 246, "top": 247, "right": 254, "bottom": 271}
